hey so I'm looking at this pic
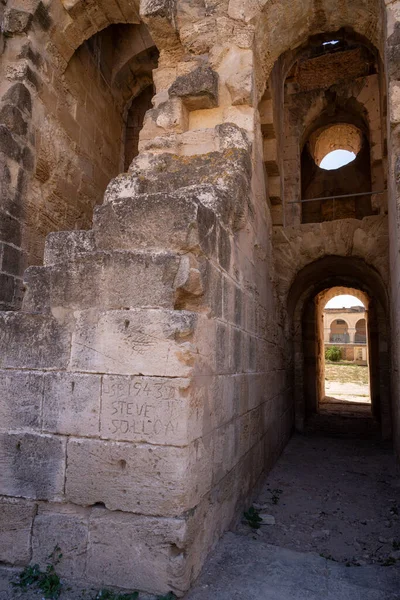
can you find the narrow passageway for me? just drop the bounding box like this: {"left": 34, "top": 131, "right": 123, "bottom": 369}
{"left": 185, "top": 434, "right": 400, "bottom": 600}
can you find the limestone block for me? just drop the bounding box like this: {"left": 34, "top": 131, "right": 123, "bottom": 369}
{"left": 32, "top": 506, "right": 89, "bottom": 579}
{"left": 65, "top": 437, "right": 212, "bottom": 515}
{"left": 44, "top": 231, "right": 96, "bottom": 266}
{"left": 43, "top": 373, "right": 101, "bottom": 437}
{"left": 154, "top": 98, "right": 189, "bottom": 133}
{"left": 87, "top": 508, "right": 189, "bottom": 595}
{"left": 0, "top": 313, "right": 71, "bottom": 370}
{"left": 228, "top": 0, "right": 261, "bottom": 23}
{"left": 2, "top": 83, "right": 32, "bottom": 115}
{"left": 22, "top": 267, "right": 51, "bottom": 314}
{"left": 212, "top": 422, "right": 238, "bottom": 485}
{"left": 0, "top": 497, "right": 36, "bottom": 565}
{"left": 226, "top": 67, "right": 254, "bottom": 106}
{"left": 70, "top": 309, "right": 197, "bottom": 377}
{"left": 0, "top": 432, "right": 66, "bottom": 500}
{"left": 0, "top": 370, "right": 42, "bottom": 430}
{"left": 100, "top": 375, "right": 202, "bottom": 446}
{"left": 94, "top": 192, "right": 203, "bottom": 252}
{"left": 48, "top": 251, "right": 181, "bottom": 311}
{"left": 169, "top": 66, "right": 219, "bottom": 111}
{"left": 3, "top": 9, "right": 32, "bottom": 33}
{"left": 0, "top": 105, "right": 27, "bottom": 136}
{"left": 390, "top": 81, "right": 400, "bottom": 124}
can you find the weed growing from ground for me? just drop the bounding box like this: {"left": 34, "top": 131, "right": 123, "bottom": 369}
{"left": 243, "top": 506, "right": 263, "bottom": 529}
{"left": 14, "top": 563, "right": 62, "bottom": 598}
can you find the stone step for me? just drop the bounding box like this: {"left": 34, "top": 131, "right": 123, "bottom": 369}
{"left": 44, "top": 230, "right": 96, "bottom": 267}
{"left": 93, "top": 190, "right": 220, "bottom": 255}
{"left": 23, "top": 251, "right": 190, "bottom": 314}
{"left": 184, "top": 532, "right": 399, "bottom": 599}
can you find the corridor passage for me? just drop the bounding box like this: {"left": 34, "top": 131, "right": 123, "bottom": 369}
{"left": 185, "top": 435, "right": 400, "bottom": 600}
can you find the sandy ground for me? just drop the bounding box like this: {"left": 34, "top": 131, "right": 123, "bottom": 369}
{"left": 325, "top": 363, "right": 371, "bottom": 403}
{"left": 324, "top": 380, "right": 371, "bottom": 403}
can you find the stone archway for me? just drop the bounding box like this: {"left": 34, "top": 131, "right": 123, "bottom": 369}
{"left": 287, "top": 255, "right": 391, "bottom": 437}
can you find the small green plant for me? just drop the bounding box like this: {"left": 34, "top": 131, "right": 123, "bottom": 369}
{"left": 392, "top": 540, "right": 400, "bottom": 551}
{"left": 381, "top": 556, "right": 397, "bottom": 567}
{"left": 157, "top": 593, "right": 177, "bottom": 600}
{"left": 325, "top": 346, "right": 342, "bottom": 362}
{"left": 14, "top": 545, "right": 63, "bottom": 599}
{"left": 14, "top": 564, "right": 62, "bottom": 599}
{"left": 390, "top": 503, "right": 399, "bottom": 516}
{"left": 243, "top": 506, "right": 263, "bottom": 529}
{"left": 95, "top": 591, "right": 139, "bottom": 600}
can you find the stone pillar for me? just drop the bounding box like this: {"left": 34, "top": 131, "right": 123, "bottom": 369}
{"left": 0, "top": 123, "right": 291, "bottom": 595}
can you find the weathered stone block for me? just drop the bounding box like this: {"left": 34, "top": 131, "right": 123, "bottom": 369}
{"left": 3, "top": 8, "right": 32, "bottom": 33}
{"left": 0, "top": 125, "right": 21, "bottom": 161}
{"left": 44, "top": 231, "right": 96, "bottom": 266}
{"left": 100, "top": 376, "right": 201, "bottom": 446}
{"left": 87, "top": 508, "right": 189, "bottom": 595}
{"left": 0, "top": 497, "right": 36, "bottom": 565}
{"left": 22, "top": 266, "right": 51, "bottom": 314}
{"left": 0, "top": 105, "right": 27, "bottom": 137}
{"left": 48, "top": 252, "right": 181, "bottom": 311}
{"left": 0, "top": 370, "right": 42, "bottom": 430}
{"left": 0, "top": 313, "right": 70, "bottom": 370}
{"left": 0, "top": 273, "right": 15, "bottom": 305}
{"left": 0, "top": 432, "right": 66, "bottom": 500}
{"left": 70, "top": 309, "right": 197, "bottom": 377}
{"left": 0, "top": 209, "right": 21, "bottom": 247}
{"left": 169, "top": 66, "right": 219, "bottom": 110}
{"left": 2, "top": 83, "right": 32, "bottom": 115}
{"left": 95, "top": 190, "right": 218, "bottom": 256}
{"left": 65, "top": 436, "right": 212, "bottom": 516}
{"left": 43, "top": 373, "right": 101, "bottom": 437}
{"left": 1, "top": 243, "right": 22, "bottom": 276}
{"left": 32, "top": 506, "right": 89, "bottom": 579}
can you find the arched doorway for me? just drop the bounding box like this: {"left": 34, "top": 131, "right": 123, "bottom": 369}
{"left": 288, "top": 256, "right": 391, "bottom": 438}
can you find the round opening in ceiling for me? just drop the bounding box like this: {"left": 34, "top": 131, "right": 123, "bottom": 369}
{"left": 309, "top": 123, "right": 363, "bottom": 171}
{"left": 319, "top": 149, "right": 356, "bottom": 170}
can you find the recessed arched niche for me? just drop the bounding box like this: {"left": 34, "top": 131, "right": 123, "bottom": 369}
{"left": 259, "top": 29, "right": 387, "bottom": 226}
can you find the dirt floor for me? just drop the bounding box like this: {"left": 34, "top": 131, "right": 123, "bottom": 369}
{"left": 185, "top": 434, "right": 400, "bottom": 599}
{"left": 238, "top": 435, "right": 400, "bottom": 566}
